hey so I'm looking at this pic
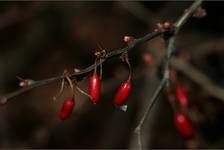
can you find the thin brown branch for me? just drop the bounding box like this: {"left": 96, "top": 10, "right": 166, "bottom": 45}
{"left": 134, "top": 76, "right": 167, "bottom": 149}
{"left": 0, "top": 76, "right": 60, "bottom": 104}
{"left": 133, "top": 0, "right": 202, "bottom": 149}
{"left": 0, "top": 28, "right": 168, "bottom": 104}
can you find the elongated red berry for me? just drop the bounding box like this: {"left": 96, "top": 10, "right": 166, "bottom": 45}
{"left": 176, "top": 84, "right": 189, "bottom": 106}
{"left": 89, "top": 74, "right": 101, "bottom": 104}
{"left": 59, "top": 98, "right": 75, "bottom": 120}
{"left": 174, "top": 111, "right": 195, "bottom": 139}
{"left": 113, "top": 81, "right": 132, "bottom": 105}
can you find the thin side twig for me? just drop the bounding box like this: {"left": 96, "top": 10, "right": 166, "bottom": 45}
{"left": 134, "top": 76, "right": 168, "bottom": 149}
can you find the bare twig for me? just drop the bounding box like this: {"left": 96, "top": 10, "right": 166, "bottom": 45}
{"left": 120, "top": 0, "right": 216, "bottom": 104}
{"left": 174, "top": 0, "right": 203, "bottom": 31}
{"left": 0, "top": 25, "right": 169, "bottom": 104}
{"left": 0, "top": 76, "right": 59, "bottom": 104}
{"left": 133, "top": 0, "right": 202, "bottom": 149}
{"left": 134, "top": 76, "right": 167, "bottom": 149}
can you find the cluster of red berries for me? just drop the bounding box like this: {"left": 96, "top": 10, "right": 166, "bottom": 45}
{"left": 174, "top": 84, "right": 194, "bottom": 140}
{"left": 59, "top": 37, "right": 133, "bottom": 120}
{"left": 88, "top": 71, "right": 132, "bottom": 106}
{"left": 59, "top": 69, "right": 132, "bottom": 120}
{"left": 166, "top": 70, "right": 195, "bottom": 140}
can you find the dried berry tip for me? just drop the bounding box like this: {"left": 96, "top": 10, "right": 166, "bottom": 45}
{"left": 17, "top": 76, "right": 35, "bottom": 88}
{"left": 74, "top": 68, "right": 81, "bottom": 73}
{"left": 123, "top": 36, "right": 134, "bottom": 43}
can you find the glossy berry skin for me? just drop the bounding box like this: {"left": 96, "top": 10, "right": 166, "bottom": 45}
{"left": 113, "top": 81, "right": 132, "bottom": 105}
{"left": 89, "top": 74, "right": 101, "bottom": 104}
{"left": 176, "top": 84, "right": 189, "bottom": 106}
{"left": 174, "top": 112, "right": 195, "bottom": 139}
{"left": 59, "top": 98, "right": 75, "bottom": 120}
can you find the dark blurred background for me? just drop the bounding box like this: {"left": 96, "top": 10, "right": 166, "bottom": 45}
{"left": 0, "top": 1, "right": 224, "bottom": 149}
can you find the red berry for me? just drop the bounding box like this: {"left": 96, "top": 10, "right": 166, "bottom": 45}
{"left": 59, "top": 98, "right": 75, "bottom": 120}
{"left": 174, "top": 112, "right": 194, "bottom": 139}
{"left": 113, "top": 81, "right": 132, "bottom": 105}
{"left": 89, "top": 74, "right": 101, "bottom": 104}
{"left": 176, "top": 84, "right": 189, "bottom": 106}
